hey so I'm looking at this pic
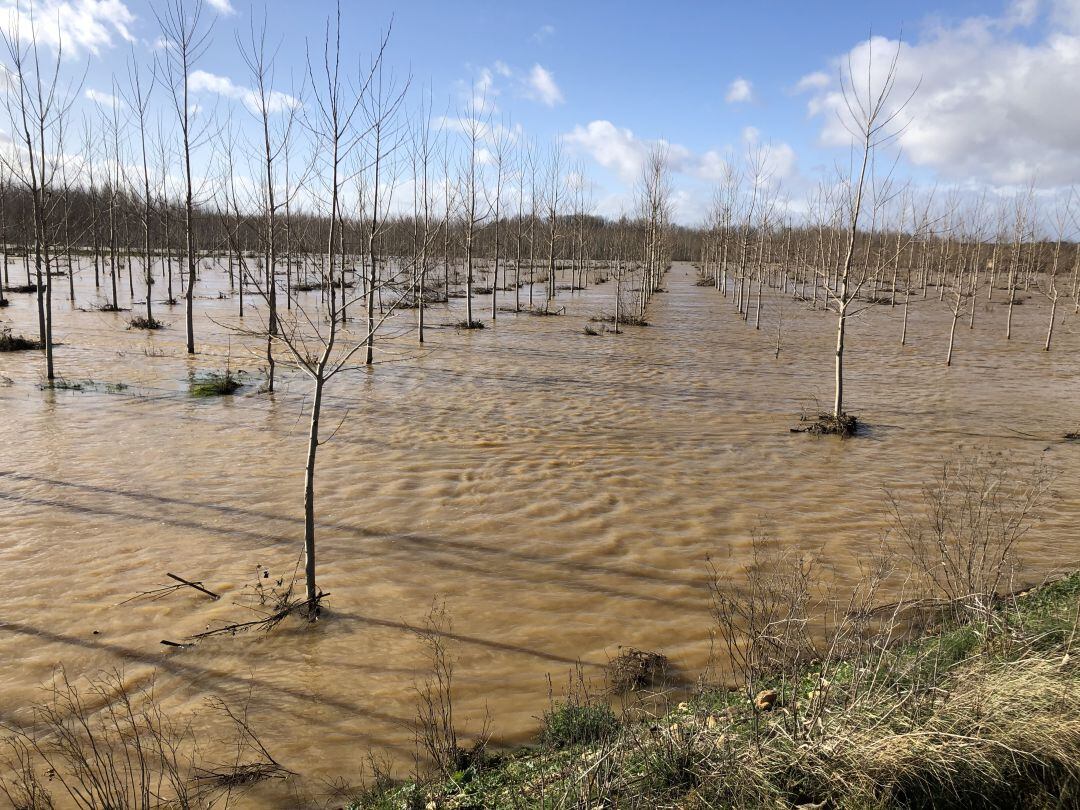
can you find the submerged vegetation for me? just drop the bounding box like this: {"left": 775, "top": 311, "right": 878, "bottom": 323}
{"left": 189, "top": 370, "right": 242, "bottom": 397}
{"left": 0, "top": 328, "right": 39, "bottom": 351}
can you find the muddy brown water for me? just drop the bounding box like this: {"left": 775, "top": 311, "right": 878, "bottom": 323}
{"left": 1, "top": 260, "right": 1078, "bottom": 805}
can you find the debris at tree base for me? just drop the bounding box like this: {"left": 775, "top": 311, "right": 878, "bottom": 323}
{"left": 0, "top": 328, "right": 40, "bottom": 351}
{"left": 792, "top": 411, "right": 858, "bottom": 437}
{"left": 188, "top": 592, "right": 329, "bottom": 639}
{"left": 607, "top": 647, "right": 668, "bottom": 693}
{"left": 453, "top": 319, "right": 486, "bottom": 330}
{"left": 591, "top": 313, "right": 648, "bottom": 327}
{"left": 129, "top": 315, "right": 165, "bottom": 330}
{"left": 524, "top": 305, "right": 564, "bottom": 316}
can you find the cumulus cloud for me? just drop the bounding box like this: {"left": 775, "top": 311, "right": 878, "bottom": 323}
{"left": 563, "top": 119, "right": 794, "bottom": 188}
{"left": 563, "top": 120, "right": 649, "bottom": 183}
{"left": 189, "top": 69, "right": 299, "bottom": 114}
{"left": 725, "top": 77, "right": 753, "bottom": 103}
{"left": 526, "top": 64, "right": 563, "bottom": 106}
{"left": 205, "top": 0, "right": 236, "bottom": 15}
{"left": 0, "top": 0, "right": 135, "bottom": 56}
{"left": 84, "top": 86, "right": 122, "bottom": 108}
{"left": 803, "top": 0, "right": 1080, "bottom": 187}
{"left": 793, "top": 71, "right": 830, "bottom": 93}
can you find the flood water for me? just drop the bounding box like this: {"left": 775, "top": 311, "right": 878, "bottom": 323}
{"left": 1, "top": 259, "right": 1079, "bottom": 805}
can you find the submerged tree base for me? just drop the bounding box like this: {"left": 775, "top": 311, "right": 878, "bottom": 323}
{"left": 453, "top": 319, "right": 486, "bottom": 330}
{"left": 591, "top": 313, "right": 649, "bottom": 327}
{"left": 792, "top": 411, "right": 858, "bottom": 437}
{"left": 0, "top": 328, "right": 40, "bottom": 351}
{"left": 129, "top": 316, "right": 165, "bottom": 330}
{"left": 190, "top": 370, "right": 242, "bottom": 397}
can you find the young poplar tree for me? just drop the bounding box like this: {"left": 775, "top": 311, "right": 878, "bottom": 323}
{"left": 155, "top": 0, "right": 212, "bottom": 354}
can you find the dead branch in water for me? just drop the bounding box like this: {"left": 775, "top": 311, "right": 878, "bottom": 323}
{"left": 187, "top": 593, "right": 329, "bottom": 639}
{"left": 119, "top": 573, "right": 220, "bottom": 605}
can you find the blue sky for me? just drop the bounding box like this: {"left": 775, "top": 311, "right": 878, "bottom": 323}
{"left": 9, "top": 0, "right": 1080, "bottom": 223}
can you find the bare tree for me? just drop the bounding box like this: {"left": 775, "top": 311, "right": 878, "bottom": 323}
{"left": 826, "top": 36, "right": 915, "bottom": 426}
{"left": 154, "top": 0, "right": 213, "bottom": 354}
{"left": 0, "top": 3, "right": 82, "bottom": 380}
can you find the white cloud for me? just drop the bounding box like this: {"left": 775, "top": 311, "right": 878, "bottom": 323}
{"left": 725, "top": 77, "right": 753, "bottom": 103}
{"left": 740, "top": 125, "right": 797, "bottom": 182}
{"left": 532, "top": 23, "right": 555, "bottom": 43}
{"left": 563, "top": 120, "right": 649, "bottom": 183}
{"left": 793, "top": 71, "right": 830, "bottom": 93}
{"left": 804, "top": 1, "right": 1080, "bottom": 187}
{"left": 525, "top": 63, "right": 563, "bottom": 106}
{"left": 0, "top": 0, "right": 135, "bottom": 56}
{"left": 189, "top": 69, "right": 299, "bottom": 114}
{"left": 84, "top": 87, "right": 122, "bottom": 108}
{"left": 205, "top": 0, "right": 236, "bottom": 15}
{"left": 563, "top": 118, "right": 792, "bottom": 190}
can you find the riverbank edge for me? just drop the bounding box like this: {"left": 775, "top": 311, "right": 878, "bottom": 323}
{"left": 350, "top": 572, "right": 1080, "bottom": 809}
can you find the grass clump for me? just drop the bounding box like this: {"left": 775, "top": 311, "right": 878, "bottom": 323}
{"left": 190, "top": 370, "right": 242, "bottom": 397}
{"left": 539, "top": 701, "right": 620, "bottom": 749}
{"left": 0, "top": 328, "right": 40, "bottom": 351}
{"left": 583, "top": 323, "right": 603, "bottom": 336}
{"left": 793, "top": 410, "right": 858, "bottom": 436}
{"left": 128, "top": 315, "right": 164, "bottom": 330}
{"left": 453, "top": 319, "right": 485, "bottom": 330}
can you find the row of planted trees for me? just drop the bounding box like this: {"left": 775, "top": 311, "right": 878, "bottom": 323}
{"left": 0, "top": 0, "right": 679, "bottom": 609}
{"left": 0, "top": 0, "right": 682, "bottom": 382}
{"left": 694, "top": 42, "right": 1078, "bottom": 433}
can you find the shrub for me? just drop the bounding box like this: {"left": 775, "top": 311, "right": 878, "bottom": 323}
{"left": 190, "top": 370, "right": 242, "bottom": 397}
{"left": 539, "top": 701, "right": 619, "bottom": 748}
{"left": 0, "top": 328, "right": 39, "bottom": 351}
{"left": 453, "top": 319, "right": 485, "bottom": 330}
{"left": 129, "top": 316, "right": 164, "bottom": 330}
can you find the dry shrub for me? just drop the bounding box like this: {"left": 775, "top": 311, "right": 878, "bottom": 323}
{"left": 0, "top": 669, "right": 289, "bottom": 809}
{"left": 0, "top": 327, "right": 39, "bottom": 351}
{"left": 607, "top": 648, "right": 668, "bottom": 694}
{"left": 413, "top": 599, "right": 489, "bottom": 779}
{"left": 889, "top": 452, "right": 1053, "bottom": 626}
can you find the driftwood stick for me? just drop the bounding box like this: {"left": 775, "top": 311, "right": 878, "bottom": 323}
{"left": 166, "top": 573, "right": 220, "bottom": 600}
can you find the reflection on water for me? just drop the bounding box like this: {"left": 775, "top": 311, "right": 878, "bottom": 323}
{"left": 1, "top": 260, "right": 1078, "bottom": 802}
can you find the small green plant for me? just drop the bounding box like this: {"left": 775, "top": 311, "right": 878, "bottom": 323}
{"left": 539, "top": 701, "right": 619, "bottom": 748}
{"left": 190, "top": 370, "right": 242, "bottom": 397}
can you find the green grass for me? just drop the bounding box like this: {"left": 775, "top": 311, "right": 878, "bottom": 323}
{"left": 190, "top": 370, "right": 242, "bottom": 397}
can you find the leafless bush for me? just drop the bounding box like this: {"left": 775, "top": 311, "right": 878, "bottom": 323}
{"left": 412, "top": 599, "right": 489, "bottom": 779}
{"left": 888, "top": 452, "right": 1053, "bottom": 626}
{"left": 0, "top": 669, "right": 289, "bottom": 809}
{"left": 709, "top": 530, "right": 816, "bottom": 713}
